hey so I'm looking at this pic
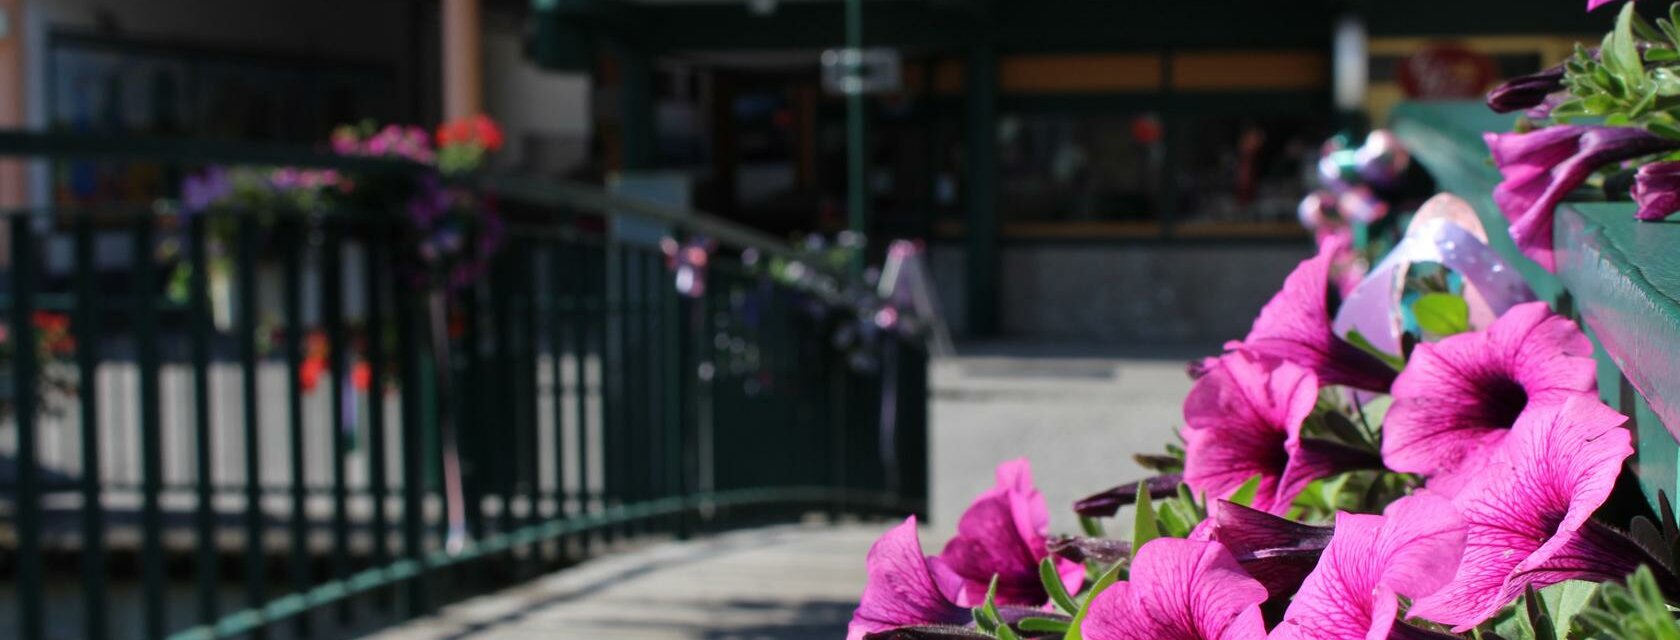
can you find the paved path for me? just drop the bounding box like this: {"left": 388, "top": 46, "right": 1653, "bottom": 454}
{"left": 367, "top": 523, "right": 882, "bottom": 639}
{"left": 372, "top": 344, "right": 1199, "bottom": 639}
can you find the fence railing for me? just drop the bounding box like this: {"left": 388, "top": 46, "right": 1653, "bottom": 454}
{"left": 0, "top": 132, "right": 929, "bottom": 640}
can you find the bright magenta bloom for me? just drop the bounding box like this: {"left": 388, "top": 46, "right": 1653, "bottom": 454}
{"left": 1271, "top": 495, "right": 1466, "bottom": 640}
{"left": 1082, "top": 538, "right": 1268, "bottom": 640}
{"left": 847, "top": 517, "right": 968, "bottom": 640}
{"left": 1241, "top": 240, "right": 1397, "bottom": 392}
{"left": 1485, "top": 126, "right": 1679, "bottom": 271}
{"left": 1408, "top": 397, "right": 1636, "bottom": 631}
{"left": 1381, "top": 301, "right": 1595, "bottom": 495}
{"left": 1183, "top": 352, "right": 1373, "bottom": 514}
{"left": 935, "top": 459, "right": 1083, "bottom": 607}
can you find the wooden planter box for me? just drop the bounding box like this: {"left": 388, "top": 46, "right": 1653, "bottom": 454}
{"left": 1393, "top": 100, "right": 1680, "bottom": 511}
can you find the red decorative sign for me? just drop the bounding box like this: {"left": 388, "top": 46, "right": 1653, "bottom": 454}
{"left": 1398, "top": 44, "right": 1498, "bottom": 99}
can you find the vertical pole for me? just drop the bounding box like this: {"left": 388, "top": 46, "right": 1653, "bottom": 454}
{"left": 135, "top": 214, "right": 167, "bottom": 640}
{"left": 188, "top": 214, "right": 219, "bottom": 629}
{"left": 845, "top": 0, "right": 867, "bottom": 276}
{"left": 964, "top": 37, "right": 999, "bottom": 337}
{"left": 323, "top": 222, "right": 351, "bottom": 624}
{"left": 74, "top": 213, "right": 107, "bottom": 640}
{"left": 547, "top": 243, "right": 568, "bottom": 554}
{"left": 619, "top": 44, "right": 656, "bottom": 172}
{"left": 442, "top": 0, "right": 483, "bottom": 121}
{"left": 365, "top": 221, "right": 392, "bottom": 609}
{"left": 395, "top": 265, "right": 430, "bottom": 616}
{"left": 236, "top": 216, "right": 266, "bottom": 637}
{"left": 574, "top": 242, "right": 594, "bottom": 554}
{"left": 10, "top": 216, "right": 40, "bottom": 640}
{"left": 281, "top": 222, "right": 311, "bottom": 638}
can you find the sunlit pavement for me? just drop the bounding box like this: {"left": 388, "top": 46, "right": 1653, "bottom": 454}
{"left": 367, "top": 523, "right": 879, "bottom": 639}
{"left": 371, "top": 342, "right": 1202, "bottom": 638}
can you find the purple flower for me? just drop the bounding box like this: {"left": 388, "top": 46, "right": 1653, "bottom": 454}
{"left": 1485, "top": 126, "right": 1680, "bottom": 271}
{"left": 1240, "top": 239, "right": 1398, "bottom": 392}
{"left": 181, "top": 167, "right": 232, "bottom": 214}
{"left": 1381, "top": 302, "right": 1595, "bottom": 496}
{"left": 1486, "top": 65, "right": 1565, "bottom": 114}
{"left": 1588, "top": 0, "right": 1621, "bottom": 9}
{"left": 1080, "top": 538, "right": 1268, "bottom": 640}
{"left": 1073, "top": 473, "right": 1185, "bottom": 518}
{"left": 1200, "top": 500, "right": 1334, "bottom": 600}
{"left": 1408, "top": 397, "right": 1639, "bottom": 631}
{"left": 847, "top": 517, "right": 969, "bottom": 640}
{"left": 1633, "top": 160, "right": 1680, "bottom": 221}
{"left": 1182, "top": 352, "right": 1378, "bottom": 515}
{"left": 935, "top": 459, "right": 1083, "bottom": 607}
{"left": 1271, "top": 495, "right": 1466, "bottom": 640}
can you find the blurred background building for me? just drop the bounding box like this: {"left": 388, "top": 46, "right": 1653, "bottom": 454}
{"left": 0, "top": 0, "right": 1623, "bottom": 346}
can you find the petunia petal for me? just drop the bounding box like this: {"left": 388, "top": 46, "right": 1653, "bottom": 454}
{"left": 1407, "top": 397, "right": 1632, "bottom": 631}
{"left": 849, "top": 517, "right": 970, "bottom": 640}
{"left": 1242, "top": 240, "right": 1398, "bottom": 392}
{"left": 1381, "top": 301, "right": 1595, "bottom": 493}
{"left": 1083, "top": 539, "right": 1269, "bottom": 640}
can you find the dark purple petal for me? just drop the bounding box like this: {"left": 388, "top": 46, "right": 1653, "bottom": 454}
{"left": 1072, "top": 474, "right": 1184, "bottom": 518}
{"left": 1486, "top": 126, "right": 1680, "bottom": 271}
{"left": 1487, "top": 65, "right": 1565, "bottom": 113}
{"left": 1634, "top": 160, "right": 1680, "bottom": 221}
{"left": 1205, "top": 501, "right": 1335, "bottom": 599}
{"left": 1048, "top": 535, "right": 1132, "bottom": 566}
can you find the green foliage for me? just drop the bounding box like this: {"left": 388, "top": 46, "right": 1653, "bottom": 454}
{"left": 1040, "top": 558, "right": 1081, "bottom": 616}
{"left": 1063, "top": 561, "right": 1125, "bottom": 640}
{"left": 1132, "top": 482, "right": 1159, "bottom": 549}
{"left": 1414, "top": 293, "right": 1472, "bottom": 337}
{"left": 1556, "top": 3, "right": 1680, "bottom": 136}
{"left": 1576, "top": 566, "right": 1680, "bottom": 639}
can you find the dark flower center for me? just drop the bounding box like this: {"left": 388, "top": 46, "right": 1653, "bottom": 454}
{"left": 1480, "top": 375, "right": 1530, "bottom": 429}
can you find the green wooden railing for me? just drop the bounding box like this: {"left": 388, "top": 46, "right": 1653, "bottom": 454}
{"left": 0, "top": 132, "right": 929, "bottom": 640}
{"left": 1392, "top": 100, "right": 1680, "bottom": 513}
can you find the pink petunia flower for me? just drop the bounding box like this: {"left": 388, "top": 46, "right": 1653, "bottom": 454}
{"left": 1082, "top": 538, "right": 1269, "bottom": 640}
{"left": 1485, "top": 126, "right": 1679, "bottom": 271}
{"left": 1381, "top": 301, "right": 1595, "bottom": 496}
{"left": 935, "top": 459, "right": 1083, "bottom": 607}
{"left": 1241, "top": 238, "right": 1398, "bottom": 392}
{"left": 847, "top": 517, "right": 969, "bottom": 640}
{"left": 1183, "top": 351, "right": 1379, "bottom": 515}
{"left": 1271, "top": 494, "right": 1466, "bottom": 640}
{"left": 1407, "top": 397, "right": 1642, "bottom": 631}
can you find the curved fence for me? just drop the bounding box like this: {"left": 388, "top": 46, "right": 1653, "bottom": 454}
{"left": 0, "top": 132, "right": 929, "bottom": 640}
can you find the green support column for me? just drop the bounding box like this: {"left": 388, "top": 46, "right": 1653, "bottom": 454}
{"left": 964, "top": 40, "right": 999, "bottom": 337}
{"left": 619, "top": 44, "right": 657, "bottom": 172}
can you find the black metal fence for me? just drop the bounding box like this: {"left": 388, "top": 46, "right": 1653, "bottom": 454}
{"left": 0, "top": 133, "right": 928, "bottom": 640}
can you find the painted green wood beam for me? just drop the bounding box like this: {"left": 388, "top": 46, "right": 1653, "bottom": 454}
{"left": 1392, "top": 100, "right": 1680, "bottom": 512}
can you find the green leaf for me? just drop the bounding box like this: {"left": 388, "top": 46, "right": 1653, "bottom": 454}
{"left": 1040, "top": 558, "right": 1081, "bottom": 615}
{"left": 1227, "top": 474, "right": 1264, "bottom": 509}
{"left": 1078, "top": 516, "right": 1105, "bottom": 538}
{"left": 1133, "top": 482, "right": 1159, "bottom": 548}
{"left": 975, "top": 576, "right": 1003, "bottom": 632}
{"left": 1413, "top": 293, "right": 1471, "bottom": 336}
{"left": 1018, "top": 617, "right": 1071, "bottom": 633}
{"left": 1646, "top": 47, "right": 1680, "bottom": 62}
{"left": 1343, "top": 330, "right": 1406, "bottom": 370}
{"left": 1064, "top": 562, "right": 1125, "bottom": 640}
{"left": 1646, "top": 118, "right": 1680, "bottom": 141}
{"left": 1607, "top": 5, "right": 1646, "bottom": 92}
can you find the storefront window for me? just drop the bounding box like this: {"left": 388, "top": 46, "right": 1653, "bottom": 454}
{"left": 1173, "top": 114, "right": 1326, "bottom": 226}
{"left": 996, "top": 113, "right": 1163, "bottom": 224}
